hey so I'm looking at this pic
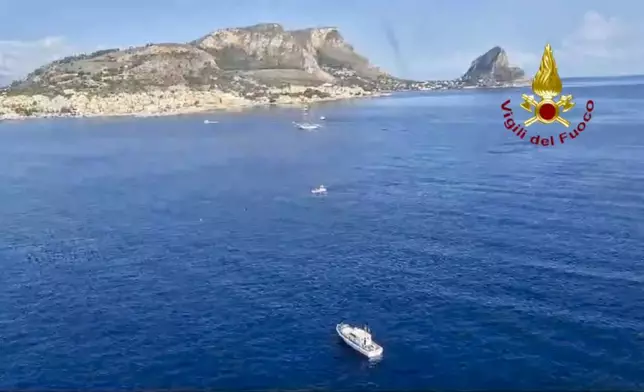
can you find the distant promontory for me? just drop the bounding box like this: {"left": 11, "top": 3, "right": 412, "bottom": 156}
{"left": 0, "top": 23, "right": 528, "bottom": 119}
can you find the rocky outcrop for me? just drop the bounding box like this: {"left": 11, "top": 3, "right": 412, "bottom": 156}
{"left": 192, "top": 24, "right": 329, "bottom": 80}
{"left": 460, "top": 46, "right": 525, "bottom": 86}
{"left": 191, "top": 23, "right": 388, "bottom": 86}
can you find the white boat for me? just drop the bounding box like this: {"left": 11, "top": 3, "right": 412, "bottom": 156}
{"left": 204, "top": 120, "right": 219, "bottom": 124}
{"left": 293, "top": 121, "right": 321, "bottom": 131}
{"left": 293, "top": 106, "right": 322, "bottom": 130}
{"left": 311, "top": 185, "right": 327, "bottom": 194}
{"left": 336, "top": 323, "right": 383, "bottom": 359}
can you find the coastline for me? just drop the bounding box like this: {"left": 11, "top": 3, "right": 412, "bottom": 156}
{"left": 0, "top": 85, "right": 390, "bottom": 122}
{"left": 0, "top": 22, "right": 532, "bottom": 123}
{"left": 0, "top": 80, "right": 529, "bottom": 122}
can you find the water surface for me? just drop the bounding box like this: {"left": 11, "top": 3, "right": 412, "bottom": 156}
{"left": 1, "top": 78, "right": 643, "bottom": 389}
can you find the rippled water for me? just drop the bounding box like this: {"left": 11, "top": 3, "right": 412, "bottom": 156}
{"left": 1, "top": 78, "right": 643, "bottom": 389}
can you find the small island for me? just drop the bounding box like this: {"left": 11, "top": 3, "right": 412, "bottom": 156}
{"left": 0, "top": 23, "right": 528, "bottom": 120}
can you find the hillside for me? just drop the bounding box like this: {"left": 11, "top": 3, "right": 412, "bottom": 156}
{"left": 0, "top": 24, "right": 528, "bottom": 119}
{"left": 4, "top": 23, "right": 405, "bottom": 98}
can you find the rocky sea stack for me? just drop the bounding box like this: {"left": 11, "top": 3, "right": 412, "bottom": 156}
{"left": 460, "top": 46, "right": 526, "bottom": 86}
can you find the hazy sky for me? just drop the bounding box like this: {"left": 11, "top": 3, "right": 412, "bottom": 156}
{"left": 1, "top": 0, "right": 642, "bottom": 84}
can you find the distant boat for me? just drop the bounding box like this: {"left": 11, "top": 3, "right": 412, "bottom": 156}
{"left": 293, "top": 105, "right": 321, "bottom": 131}
{"left": 319, "top": 116, "right": 326, "bottom": 120}
{"left": 294, "top": 122, "right": 321, "bottom": 131}
{"left": 336, "top": 323, "right": 383, "bottom": 359}
{"left": 204, "top": 120, "right": 219, "bottom": 124}
{"left": 311, "top": 185, "right": 327, "bottom": 194}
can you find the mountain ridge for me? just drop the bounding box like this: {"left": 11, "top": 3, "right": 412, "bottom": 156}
{"left": 0, "top": 23, "right": 527, "bottom": 119}
{"left": 4, "top": 23, "right": 398, "bottom": 96}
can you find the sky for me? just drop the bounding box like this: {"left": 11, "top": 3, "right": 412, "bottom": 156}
{"left": 1, "top": 0, "right": 643, "bottom": 85}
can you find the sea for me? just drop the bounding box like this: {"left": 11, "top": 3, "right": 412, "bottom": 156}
{"left": 1, "top": 76, "right": 643, "bottom": 390}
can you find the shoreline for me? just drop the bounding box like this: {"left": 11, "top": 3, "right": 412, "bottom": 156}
{"left": 0, "top": 93, "right": 387, "bottom": 122}
{"left": 0, "top": 85, "right": 392, "bottom": 122}
{"left": 0, "top": 80, "right": 529, "bottom": 122}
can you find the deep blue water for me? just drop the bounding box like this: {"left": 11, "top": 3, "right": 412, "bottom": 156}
{"left": 1, "top": 78, "right": 643, "bottom": 390}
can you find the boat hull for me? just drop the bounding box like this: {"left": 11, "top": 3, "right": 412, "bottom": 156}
{"left": 293, "top": 122, "right": 321, "bottom": 131}
{"left": 336, "top": 323, "right": 383, "bottom": 359}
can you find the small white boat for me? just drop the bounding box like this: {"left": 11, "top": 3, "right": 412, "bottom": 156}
{"left": 319, "top": 116, "right": 326, "bottom": 120}
{"left": 336, "top": 323, "right": 383, "bottom": 359}
{"left": 311, "top": 185, "right": 327, "bottom": 194}
{"left": 204, "top": 120, "right": 219, "bottom": 124}
{"left": 293, "top": 121, "right": 321, "bottom": 131}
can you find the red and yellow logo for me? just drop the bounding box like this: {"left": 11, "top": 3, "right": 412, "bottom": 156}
{"left": 501, "top": 44, "right": 595, "bottom": 147}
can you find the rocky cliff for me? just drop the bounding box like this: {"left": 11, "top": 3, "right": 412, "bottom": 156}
{"left": 460, "top": 46, "right": 525, "bottom": 86}
{"left": 4, "top": 23, "right": 398, "bottom": 99}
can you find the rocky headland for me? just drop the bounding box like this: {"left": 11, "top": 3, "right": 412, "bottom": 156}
{"left": 459, "top": 46, "right": 529, "bottom": 87}
{"left": 0, "top": 23, "right": 528, "bottom": 120}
